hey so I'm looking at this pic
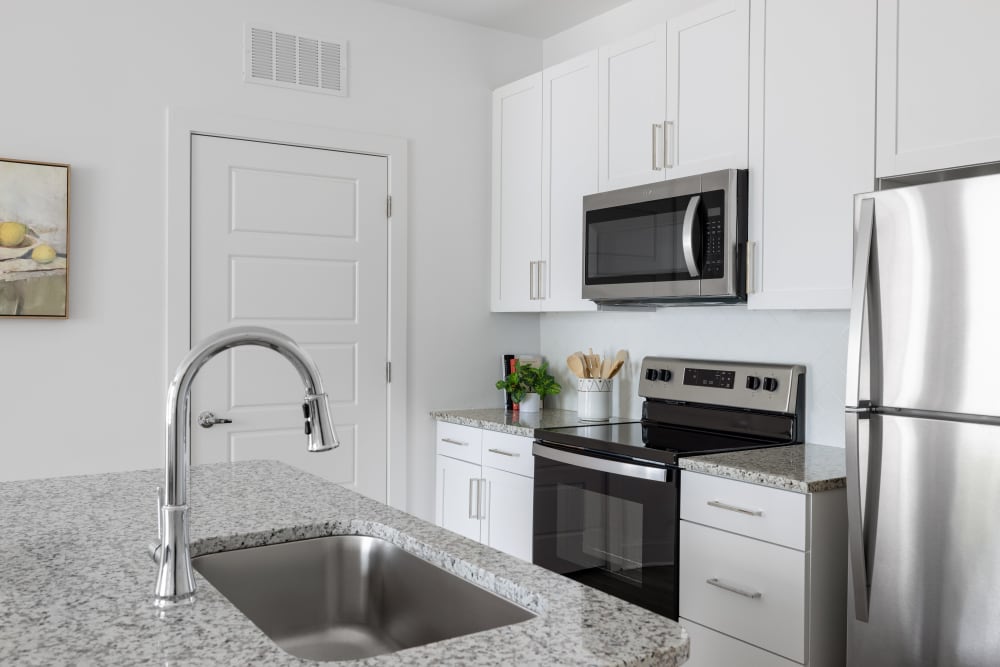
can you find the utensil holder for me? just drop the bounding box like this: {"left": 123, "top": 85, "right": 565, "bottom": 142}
{"left": 577, "top": 378, "right": 612, "bottom": 421}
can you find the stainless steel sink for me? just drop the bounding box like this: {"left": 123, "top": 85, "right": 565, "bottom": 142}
{"left": 192, "top": 535, "right": 535, "bottom": 661}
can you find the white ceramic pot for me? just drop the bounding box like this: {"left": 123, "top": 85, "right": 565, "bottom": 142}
{"left": 577, "top": 378, "right": 612, "bottom": 421}
{"left": 518, "top": 392, "right": 542, "bottom": 412}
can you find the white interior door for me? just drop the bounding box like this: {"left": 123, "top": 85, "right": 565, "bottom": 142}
{"left": 190, "top": 134, "right": 389, "bottom": 502}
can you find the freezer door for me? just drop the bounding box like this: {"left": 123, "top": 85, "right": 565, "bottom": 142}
{"left": 854, "top": 173, "right": 1000, "bottom": 417}
{"left": 848, "top": 413, "right": 1000, "bottom": 666}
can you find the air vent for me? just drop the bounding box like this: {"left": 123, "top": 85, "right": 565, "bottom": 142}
{"left": 245, "top": 25, "right": 347, "bottom": 97}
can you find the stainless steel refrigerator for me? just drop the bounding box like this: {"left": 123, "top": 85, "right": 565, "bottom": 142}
{"left": 846, "top": 173, "right": 1000, "bottom": 666}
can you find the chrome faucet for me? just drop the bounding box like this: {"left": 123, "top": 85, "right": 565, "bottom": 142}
{"left": 153, "top": 326, "right": 339, "bottom": 608}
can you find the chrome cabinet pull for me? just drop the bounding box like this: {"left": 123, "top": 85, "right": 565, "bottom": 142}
{"left": 663, "top": 120, "right": 674, "bottom": 168}
{"left": 707, "top": 499, "right": 763, "bottom": 516}
{"left": 537, "top": 260, "right": 546, "bottom": 300}
{"left": 487, "top": 448, "right": 520, "bottom": 457}
{"left": 746, "top": 240, "right": 756, "bottom": 294}
{"left": 442, "top": 437, "right": 469, "bottom": 447}
{"left": 651, "top": 123, "right": 662, "bottom": 169}
{"left": 707, "top": 577, "right": 762, "bottom": 600}
{"left": 477, "top": 479, "right": 486, "bottom": 520}
{"left": 468, "top": 478, "right": 476, "bottom": 519}
{"left": 528, "top": 261, "right": 535, "bottom": 300}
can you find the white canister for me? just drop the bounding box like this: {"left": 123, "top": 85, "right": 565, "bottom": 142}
{"left": 577, "top": 378, "right": 612, "bottom": 421}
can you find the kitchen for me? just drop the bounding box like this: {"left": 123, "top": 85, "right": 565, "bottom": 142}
{"left": 1, "top": 0, "right": 998, "bottom": 665}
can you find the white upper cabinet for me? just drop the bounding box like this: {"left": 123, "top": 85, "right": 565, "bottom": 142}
{"left": 666, "top": 0, "right": 750, "bottom": 178}
{"left": 597, "top": 27, "right": 668, "bottom": 190}
{"left": 491, "top": 73, "right": 542, "bottom": 312}
{"left": 746, "top": 0, "right": 875, "bottom": 310}
{"left": 876, "top": 0, "right": 1000, "bottom": 177}
{"left": 542, "top": 52, "right": 599, "bottom": 312}
{"left": 598, "top": 1, "right": 750, "bottom": 191}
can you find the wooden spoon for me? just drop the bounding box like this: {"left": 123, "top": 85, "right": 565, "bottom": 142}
{"left": 600, "top": 358, "right": 614, "bottom": 379}
{"left": 614, "top": 349, "right": 628, "bottom": 366}
{"left": 566, "top": 354, "right": 586, "bottom": 378}
{"left": 607, "top": 359, "right": 625, "bottom": 379}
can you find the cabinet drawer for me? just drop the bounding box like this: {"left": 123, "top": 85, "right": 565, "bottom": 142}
{"left": 436, "top": 422, "right": 482, "bottom": 465}
{"left": 482, "top": 430, "right": 534, "bottom": 477}
{"left": 681, "top": 471, "right": 806, "bottom": 550}
{"left": 680, "top": 618, "right": 798, "bottom": 667}
{"left": 679, "top": 521, "right": 806, "bottom": 663}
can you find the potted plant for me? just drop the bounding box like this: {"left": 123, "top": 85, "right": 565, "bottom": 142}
{"left": 495, "top": 360, "right": 561, "bottom": 412}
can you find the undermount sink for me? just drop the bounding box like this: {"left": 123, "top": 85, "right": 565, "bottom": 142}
{"left": 192, "top": 535, "right": 536, "bottom": 662}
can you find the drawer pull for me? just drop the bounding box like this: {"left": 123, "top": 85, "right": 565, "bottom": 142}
{"left": 707, "top": 500, "right": 763, "bottom": 516}
{"left": 706, "top": 577, "right": 762, "bottom": 600}
{"left": 442, "top": 437, "right": 469, "bottom": 447}
{"left": 487, "top": 448, "right": 519, "bottom": 457}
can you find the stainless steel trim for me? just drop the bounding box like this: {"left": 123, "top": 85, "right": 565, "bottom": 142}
{"left": 442, "top": 437, "right": 469, "bottom": 447}
{"left": 663, "top": 120, "right": 673, "bottom": 168}
{"left": 846, "top": 410, "right": 870, "bottom": 621}
{"left": 706, "top": 577, "right": 762, "bottom": 600}
{"left": 681, "top": 194, "right": 701, "bottom": 278}
{"left": 746, "top": 240, "right": 756, "bottom": 294}
{"left": 532, "top": 443, "right": 668, "bottom": 482}
{"left": 651, "top": 123, "right": 662, "bottom": 170}
{"left": 707, "top": 500, "right": 763, "bottom": 516}
{"left": 487, "top": 448, "right": 519, "bottom": 457}
{"left": 847, "top": 197, "right": 875, "bottom": 409}
{"left": 468, "top": 478, "right": 476, "bottom": 519}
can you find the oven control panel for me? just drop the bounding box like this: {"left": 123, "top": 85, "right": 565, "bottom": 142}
{"left": 638, "top": 357, "right": 805, "bottom": 414}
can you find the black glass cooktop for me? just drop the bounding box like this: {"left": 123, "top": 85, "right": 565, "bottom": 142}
{"left": 535, "top": 421, "right": 793, "bottom": 467}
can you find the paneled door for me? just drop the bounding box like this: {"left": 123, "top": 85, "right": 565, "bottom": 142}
{"left": 189, "top": 134, "right": 388, "bottom": 502}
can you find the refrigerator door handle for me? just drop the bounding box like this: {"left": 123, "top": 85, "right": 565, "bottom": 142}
{"left": 846, "top": 195, "right": 876, "bottom": 622}
{"left": 847, "top": 197, "right": 875, "bottom": 409}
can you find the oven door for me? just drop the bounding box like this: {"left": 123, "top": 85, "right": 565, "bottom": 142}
{"left": 532, "top": 442, "right": 679, "bottom": 619}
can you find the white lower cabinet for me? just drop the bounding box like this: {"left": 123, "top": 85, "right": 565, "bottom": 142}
{"left": 434, "top": 423, "right": 534, "bottom": 561}
{"left": 679, "top": 471, "right": 846, "bottom": 667}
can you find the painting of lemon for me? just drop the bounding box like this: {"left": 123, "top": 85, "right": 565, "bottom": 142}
{"left": 31, "top": 244, "right": 56, "bottom": 264}
{"left": 0, "top": 221, "right": 27, "bottom": 247}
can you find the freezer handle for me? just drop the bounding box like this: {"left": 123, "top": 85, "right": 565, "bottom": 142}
{"left": 846, "top": 197, "right": 874, "bottom": 409}
{"left": 846, "top": 410, "right": 871, "bottom": 621}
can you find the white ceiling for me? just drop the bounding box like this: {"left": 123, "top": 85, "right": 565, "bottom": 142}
{"left": 375, "top": 0, "right": 632, "bottom": 38}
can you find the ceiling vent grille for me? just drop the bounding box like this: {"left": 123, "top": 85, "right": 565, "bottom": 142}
{"left": 245, "top": 25, "right": 347, "bottom": 97}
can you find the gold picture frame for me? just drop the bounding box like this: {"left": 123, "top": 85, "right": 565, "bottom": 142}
{"left": 0, "top": 157, "right": 70, "bottom": 318}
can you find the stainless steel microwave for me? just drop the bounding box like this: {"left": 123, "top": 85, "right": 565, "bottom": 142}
{"left": 582, "top": 169, "right": 747, "bottom": 305}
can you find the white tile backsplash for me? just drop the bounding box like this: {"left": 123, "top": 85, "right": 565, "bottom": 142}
{"left": 540, "top": 307, "right": 849, "bottom": 447}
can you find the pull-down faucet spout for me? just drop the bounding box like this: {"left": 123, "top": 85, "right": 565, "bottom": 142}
{"left": 153, "top": 326, "right": 338, "bottom": 608}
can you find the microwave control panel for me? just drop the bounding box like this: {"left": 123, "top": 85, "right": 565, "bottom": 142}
{"left": 701, "top": 190, "right": 726, "bottom": 279}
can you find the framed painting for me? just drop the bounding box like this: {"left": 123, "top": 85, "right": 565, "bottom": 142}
{"left": 0, "top": 158, "right": 70, "bottom": 318}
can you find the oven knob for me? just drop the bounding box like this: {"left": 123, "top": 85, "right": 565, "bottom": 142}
{"left": 645, "top": 368, "right": 658, "bottom": 381}
{"left": 745, "top": 375, "right": 761, "bottom": 390}
{"left": 763, "top": 377, "right": 779, "bottom": 392}
{"left": 657, "top": 369, "right": 672, "bottom": 382}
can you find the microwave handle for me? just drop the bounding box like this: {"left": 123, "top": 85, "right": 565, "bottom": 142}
{"left": 682, "top": 195, "right": 701, "bottom": 278}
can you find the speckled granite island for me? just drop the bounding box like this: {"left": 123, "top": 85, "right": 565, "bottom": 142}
{"left": 0, "top": 460, "right": 688, "bottom": 666}
{"left": 678, "top": 442, "right": 847, "bottom": 492}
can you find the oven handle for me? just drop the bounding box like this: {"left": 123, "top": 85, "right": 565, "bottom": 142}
{"left": 533, "top": 443, "right": 669, "bottom": 482}
{"left": 682, "top": 194, "right": 701, "bottom": 278}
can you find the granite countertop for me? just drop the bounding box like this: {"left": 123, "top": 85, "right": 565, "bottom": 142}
{"left": 678, "top": 443, "right": 847, "bottom": 493}
{"left": 0, "top": 460, "right": 687, "bottom": 666}
{"left": 430, "top": 407, "right": 635, "bottom": 437}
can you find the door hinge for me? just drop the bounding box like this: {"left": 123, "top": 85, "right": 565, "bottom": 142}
{"left": 386, "top": 361, "right": 391, "bottom": 383}
{"left": 386, "top": 195, "right": 392, "bottom": 218}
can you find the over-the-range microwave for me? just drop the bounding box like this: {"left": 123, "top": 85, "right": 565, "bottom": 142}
{"left": 582, "top": 169, "right": 748, "bottom": 305}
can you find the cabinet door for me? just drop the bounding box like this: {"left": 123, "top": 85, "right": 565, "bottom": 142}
{"left": 747, "top": 0, "right": 874, "bottom": 310}
{"left": 491, "top": 73, "right": 542, "bottom": 312}
{"left": 483, "top": 466, "right": 533, "bottom": 562}
{"left": 436, "top": 454, "right": 482, "bottom": 543}
{"left": 877, "top": 0, "right": 1000, "bottom": 177}
{"left": 598, "top": 27, "right": 667, "bottom": 191}
{"left": 666, "top": 0, "right": 749, "bottom": 178}
{"left": 541, "top": 52, "right": 599, "bottom": 312}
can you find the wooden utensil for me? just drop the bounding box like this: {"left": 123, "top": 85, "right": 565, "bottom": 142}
{"left": 607, "top": 359, "right": 625, "bottom": 379}
{"left": 571, "top": 351, "right": 588, "bottom": 377}
{"left": 566, "top": 354, "right": 586, "bottom": 378}
{"left": 600, "top": 358, "right": 613, "bottom": 379}
{"left": 586, "top": 348, "right": 600, "bottom": 378}
{"left": 614, "top": 349, "right": 628, "bottom": 366}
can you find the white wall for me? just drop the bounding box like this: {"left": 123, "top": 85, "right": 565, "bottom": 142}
{"left": 0, "top": 0, "right": 540, "bottom": 521}
{"left": 541, "top": 309, "right": 849, "bottom": 447}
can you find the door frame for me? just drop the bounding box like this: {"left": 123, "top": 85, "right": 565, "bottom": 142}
{"left": 165, "top": 107, "right": 408, "bottom": 509}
